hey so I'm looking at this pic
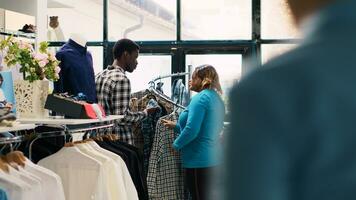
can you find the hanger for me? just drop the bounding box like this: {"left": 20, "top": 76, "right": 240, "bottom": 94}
{"left": 64, "top": 142, "right": 75, "bottom": 147}
{"left": 5, "top": 151, "right": 26, "bottom": 168}
{"left": 0, "top": 157, "right": 9, "bottom": 173}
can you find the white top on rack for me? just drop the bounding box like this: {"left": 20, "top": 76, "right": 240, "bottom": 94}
{"left": 0, "top": 123, "right": 36, "bottom": 133}
{"left": 18, "top": 115, "right": 124, "bottom": 125}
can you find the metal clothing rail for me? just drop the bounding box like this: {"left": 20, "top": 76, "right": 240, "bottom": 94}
{"left": 28, "top": 123, "right": 115, "bottom": 160}
{"left": 148, "top": 87, "right": 186, "bottom": 110}
{"left": 0, "top": 136, "right": 24, "bottom": 154}
{"left": 0, "top": 136, "right": 23, "bottom": 144}
{"left": 151, "top": 72, "right": 190, "bottom": 83}
{"left": 148, "top": 71, "right": 191, "bottom": 110}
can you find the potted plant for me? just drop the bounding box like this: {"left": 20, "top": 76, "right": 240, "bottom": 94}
{"left": 0, "top": 36, "right": 61, "bottom": 118}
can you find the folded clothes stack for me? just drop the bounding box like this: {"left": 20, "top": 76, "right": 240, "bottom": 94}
{"left": 0, "top": 107, "right": 17, "bottom": 127}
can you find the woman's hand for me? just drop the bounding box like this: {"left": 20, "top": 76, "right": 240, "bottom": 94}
{"left": 161, "top": 119, "right": 176, "bottom": 129}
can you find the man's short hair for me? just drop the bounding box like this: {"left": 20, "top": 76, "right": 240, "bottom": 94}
{"left": 112, "top": 39, "right": 140, "bottom": 60}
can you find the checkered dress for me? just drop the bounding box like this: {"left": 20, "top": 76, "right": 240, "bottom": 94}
{"left": 95, "top": 65, "right": 146, "bottom": 144}
{"left": 147, "top": 112, "right": 185, "bottom": 200}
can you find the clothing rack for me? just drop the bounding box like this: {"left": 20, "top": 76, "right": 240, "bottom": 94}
{"left": 148, "top": 87, "right": 186, "bottom": 110}
{"left": 150, "top": 72, "right": 190, "bottom": 83}
{"left": 0, "top": 115, "right": 125, "bottom": 160}
{"left": 0, "top": 135, "right": 24, "bottom": 153}
{"left": 148, "top": 71, "right": 191, "bottom": 110}
{"left": 28, "top": 123, "right": 115, "bottom": 160}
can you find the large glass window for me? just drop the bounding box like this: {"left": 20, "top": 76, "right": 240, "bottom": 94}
{"left": 186, "top": 54, "right": 242, "bottom": 112}
{"left": 109, "top": 0, "right": 176, "bottom": 41}
{"left": 88, "top": 47, "right": 103, "bottom": 75}
{"left": 261, "top": 44, "right": 298, "bottom": 64}
{"left": 47, "top": 0, "right": 103, "bottom": 41}
{"left": 127, "top": 55, "right": 172, "bottom": 96}
{"left": 261, "top": 0, "right": 300, "bottom": 39}
{"left": 181, "top": 0, "right": 251, "bottom": 40}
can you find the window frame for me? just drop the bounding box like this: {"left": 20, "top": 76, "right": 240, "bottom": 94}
{"left": 47, "top": 0, "right": 300, "bottom": 84}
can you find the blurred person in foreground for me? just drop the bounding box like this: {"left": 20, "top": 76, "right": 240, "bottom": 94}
{"left": 226, "top": 0, "right": 356, "bottom": 200}
{"left": 162, "top": 65, "right": 225, "bottom": 200}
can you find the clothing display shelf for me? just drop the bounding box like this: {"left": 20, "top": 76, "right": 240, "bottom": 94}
{"left": 0, "top": 28, "right": 36, "bottom": 39}
{"left": 0, "top": 123, "right": 36, "bottom": 133}
{"left": 149, "top": 72, "right": 191, "bottom": 110}
{"left": 18, "top": 115, "right": 124, "bottom": 125}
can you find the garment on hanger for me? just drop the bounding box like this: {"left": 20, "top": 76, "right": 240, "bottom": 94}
{"left": 0, "top": 151, "right": 65, "bottom": 200}
{"left": 2, "top": 130, "right": 141, "bottom": 200}
{"left": 131, "top": 89, "right": 174, "bottom": 151}
{"left": 97, "top": 138, "right": 148, "bottom": 200}
{"left": 147, "top": 112, "right": 185, "bottom": 200}
{"left": 54, "top": 39, "right": 96, "bottom": 103}
{"left": 18, "top": 126, "right": 66, "bottom": 164}
{"left": 38, "top": 146, "right": 111, "bottom": 200}
{"left": 171, "top": 79, "right": 190, "bottom": 107}
{"left": 87, "top": 141, "right": 138, "bottom": 200}
{"left": 37, "top": 137, "right": 139, "bottom": 200}
{"left": 141, "top": 99, "right": 166, "bottom": 177}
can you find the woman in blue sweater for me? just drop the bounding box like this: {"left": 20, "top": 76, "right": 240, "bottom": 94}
{"left": 162, "top": 64, "right": 225, "bottom": 200}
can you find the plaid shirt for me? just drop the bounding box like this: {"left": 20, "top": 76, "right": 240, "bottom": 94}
{"left": 147, "top": 112, "right": 185, "bottom": 200}
{"left": 95, "top": 65, "right": 146, "bottom": 144}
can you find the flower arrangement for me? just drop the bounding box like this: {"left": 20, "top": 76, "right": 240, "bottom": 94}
{"left": 0, "top": 36, "right": 60, "bottom": 82}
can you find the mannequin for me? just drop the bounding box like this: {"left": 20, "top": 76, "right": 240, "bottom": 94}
{"left": 69, "top": 33, "right": 87, "bottom": 47}
{"left": 54, "top": 33, "right": 96, "bottom": 103}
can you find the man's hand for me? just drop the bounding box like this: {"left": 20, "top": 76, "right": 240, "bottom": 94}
{"left": 161, "top": 119, "right": 176, "bottom": 129}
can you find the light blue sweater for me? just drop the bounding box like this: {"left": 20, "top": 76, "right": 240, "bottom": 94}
{"left": 173, "top": 89, "right": 225, "bottom": 168}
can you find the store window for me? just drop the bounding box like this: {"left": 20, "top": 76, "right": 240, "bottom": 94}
{"left": 181, "top": 0, "right": 251, "bottom": 40}
{"left": 126, "top": 54, "right": 172, "bottom": 96}
{"left": 261, "top": 44, "right": 298, "bottom": 64}
{"left": 186, "top": 54, "right": 242, "bottom": 112}
{"left": 261, "top": 0, "right": 300, "bottom": 39}
{"left": 87, "top": 47, "right": 103, "bottom": 75}
{"left": 108, "top": 0, "right": 176, "bottom": 41}
{"left": 47, "top": 0, "right": 103, "bottom": 41}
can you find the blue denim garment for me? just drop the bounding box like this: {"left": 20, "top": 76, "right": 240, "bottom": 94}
{"left": 171, "top": 79, "right": 190, "bottom": 107}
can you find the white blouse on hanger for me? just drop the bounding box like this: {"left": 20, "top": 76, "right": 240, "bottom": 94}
{"left": 0, "top": 158, "right": 66, "bottom": 200}
{"left": 87, "top": 141, "right": 138, "bottom": 200}
{"left": 24, "top": 158, "right": 65, "bottom": 200}
{"left": 0, "top": 170, "right": 30, "bottom": 200}
{"left": 38, "top": 146, "right": 110, "bottom": 200}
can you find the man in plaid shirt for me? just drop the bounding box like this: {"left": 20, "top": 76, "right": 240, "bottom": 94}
{"left": 95, "top": 39, "right": 156, "bottom": 144}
